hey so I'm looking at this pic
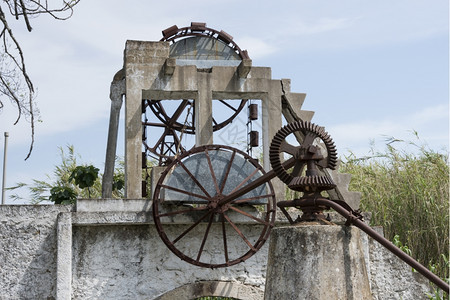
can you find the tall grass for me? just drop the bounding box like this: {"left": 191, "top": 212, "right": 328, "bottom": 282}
{"left": 340, "top": 137, "right": 449, "bottom": 281}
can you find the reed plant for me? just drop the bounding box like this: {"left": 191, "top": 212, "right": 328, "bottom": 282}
{"left": 340, "top": 136, "right": 449, "bottom": 282}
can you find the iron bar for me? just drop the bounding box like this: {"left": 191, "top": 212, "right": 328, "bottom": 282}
{"left": 313, "top": 198, "right": 450, "bottom": 294}
{"left": 218, "top": 156, "right": 296, "bottom": 206}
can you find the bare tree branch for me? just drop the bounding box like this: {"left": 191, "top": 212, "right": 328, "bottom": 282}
{"left": 0, "top": 0, "right": 80, "bottom": 159}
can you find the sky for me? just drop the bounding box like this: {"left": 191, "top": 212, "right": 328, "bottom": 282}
{"left": 0, "top": 0, "right": 448, "bottom": 204}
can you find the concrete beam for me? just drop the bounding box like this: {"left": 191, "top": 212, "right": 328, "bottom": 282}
{"left": 164, "top": 58, "right": 176, "bottom": 75}
{"left": 238, "top": 59, "right": 252, "bottom": 78}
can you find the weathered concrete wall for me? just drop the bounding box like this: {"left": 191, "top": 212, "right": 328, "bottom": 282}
{"left": 0, "top": 205, "right": 73, "bottom": 299}
{"left": 71, "top": 224, "right": 267, "bottom": 299}
{"left": 265, "top": 225, "right": 372, "bottom": 300}
{"left": 0, "top": 205, "right": 437, "bottom": 299}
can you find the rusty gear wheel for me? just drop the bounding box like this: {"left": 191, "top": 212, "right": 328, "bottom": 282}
{"left": 269, "top": 121, "right": 338, "bottom": 192}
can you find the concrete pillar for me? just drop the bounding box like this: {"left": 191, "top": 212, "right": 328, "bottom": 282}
{"left": 124, "top": 41, "right": 169, "bottom": 198}
{"left": 102, "top": 72, "right": 125, "bottom": 198}
{"left": 195, "top": 72, "right": 213, "bottom": 145}
{"left": 262, "top": 79, "right": 284, "bottom": 201}
{"left": 264, "top": 225, "right": 372, "bottom": 300}
{"left": 56, "top": 212, "right": 72, "bottom": 300}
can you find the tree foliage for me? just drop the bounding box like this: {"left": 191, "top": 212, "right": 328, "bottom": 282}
{"left": 8, "top": 145, "right": 124, "bottom": 203}
{"left": 0, "top": 0, "right": 80, "bottom": 159}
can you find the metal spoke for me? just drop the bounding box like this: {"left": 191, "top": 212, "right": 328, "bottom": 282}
{"left": 205, "top": 150, "right": 221, "bottom": 195}
{"left": 291, "top": 161, "right": 306, "bottom": 178}
{"left": 228, "top": 206, "right": 271, "bottom": 225}
{"left": 155, "top": 205, "right": 208, "bottom": 218}
{"left": 224, "top": 214, "right": 256, "bottom": 252}
{"left": 196, "top": 213, "right": 215, "bottom": 262}
{"left": 280, "top": 140, "right": 298, "bottom": 156}
{"left": 303, "top": 131, "right": 317, "bottom": 147}
{"left": 159, "top": 184, "right": 211, "bottom": 201}
{"left": 219, "top": 149, "right": 236, "bottom": 193}
{"left": 173, "top": 211, "right": 212, "bottom": 244}
{"left": 179, "top": 160, "right": 212, "bottom": 198}
{"left": 221, "top": 214, "right": 229, "bottom": 263}
{"left": 228, "top": 165, "right": 261, "bottom": 195}
{"left": 233, "top": 193, "right": 275, "bottom": 204}
{"left": 219, "top": 99, "right": 238, "bottom": 112}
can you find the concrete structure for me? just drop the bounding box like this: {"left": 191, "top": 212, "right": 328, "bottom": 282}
{"left": 0, "top": 203, "right": 436, "bottom": 299}
{"left": 0, "top": 25, "right": 438, "bottom": 299}
{"left": 265, "top": 225, "right": 372, "bottom": 300}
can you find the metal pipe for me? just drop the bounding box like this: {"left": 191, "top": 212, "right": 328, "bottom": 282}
{"left": 313, "top": 198, "right": 449, "bottom": 294}
{"left": 2, "top": 132, "right": 9, "bottom": 205}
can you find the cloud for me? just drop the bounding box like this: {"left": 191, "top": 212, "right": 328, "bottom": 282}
{"left": 410, "top": 103, "right": 449, "bottom": 124}
{"left": 234, "top": 37, "right": 278, "bottom": 59}
{"left": 328, "top": 103, "right": 449, "bottom": 157}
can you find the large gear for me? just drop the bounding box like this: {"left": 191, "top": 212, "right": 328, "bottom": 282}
{"left": 269, "top": 121, "right": 338, "bottom": 193}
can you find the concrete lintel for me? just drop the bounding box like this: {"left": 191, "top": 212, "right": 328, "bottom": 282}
{"left": 141, "top": 90, "right": 198, "bottom": 100}
{"left": 238, "top": 59, "right": 252, "bottom": 78}
{"left": 212, "top": 91, "right": 266, "bottom": 100}
{"left": 211, "top": 65, "right": 273, "bottom": 93}
{"left": 76, "top": 198, "right": 153, "bottom": 212}
{"left": 71, "top": 211, "right": 153, "bottom": 226}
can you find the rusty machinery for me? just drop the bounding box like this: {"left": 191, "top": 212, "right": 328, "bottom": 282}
{"left": 145, "top": 23, "right": 448, "bottom": 293}
{"left": 151, "top": 119, "right": 449, "bottom": 293}
{"left": 142, "top": 23, "right": 250, "bottom": 167}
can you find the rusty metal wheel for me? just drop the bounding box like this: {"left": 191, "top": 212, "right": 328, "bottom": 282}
{"left": 145, "top": 99, "right": 248, "bottom": 134}
{"left": 269, "top": 121, "right": 338, "bottom": 192}
{"left": 152, "top": 144, "right": 276, "bottom": 268}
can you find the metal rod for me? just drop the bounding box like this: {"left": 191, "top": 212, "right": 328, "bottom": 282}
{"left": 313, "top": 198, "right": 449, "bottom": 294}
{"left": 1, "top": 132, "right": 9, "bottom": 205}
{"left": 218, "top": 157, "right": 296, "bottom": 206}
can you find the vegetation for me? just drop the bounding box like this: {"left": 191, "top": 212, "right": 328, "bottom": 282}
{"left": 340, "top": 136, "right": 449, "bottom": 285}
{"left": 8, "top": 145, "right": 124, "bottom": 204}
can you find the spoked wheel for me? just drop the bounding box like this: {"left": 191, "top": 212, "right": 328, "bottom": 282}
{"left": 145, "top": 99, "right": 248, "bottom": 134}
{"left": 143, "top": 99, "right": 248, "bottom": 166}
{"left": 152, "top": 144, "right": 276, "bottom": 268}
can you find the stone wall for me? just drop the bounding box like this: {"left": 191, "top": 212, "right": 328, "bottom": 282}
{"left": 0, "top": 204, "right": 437, "bottom": 299}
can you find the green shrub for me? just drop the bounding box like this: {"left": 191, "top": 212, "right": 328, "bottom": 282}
{"left": 340, "top": 137, "right": 449, "bottom": 282}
